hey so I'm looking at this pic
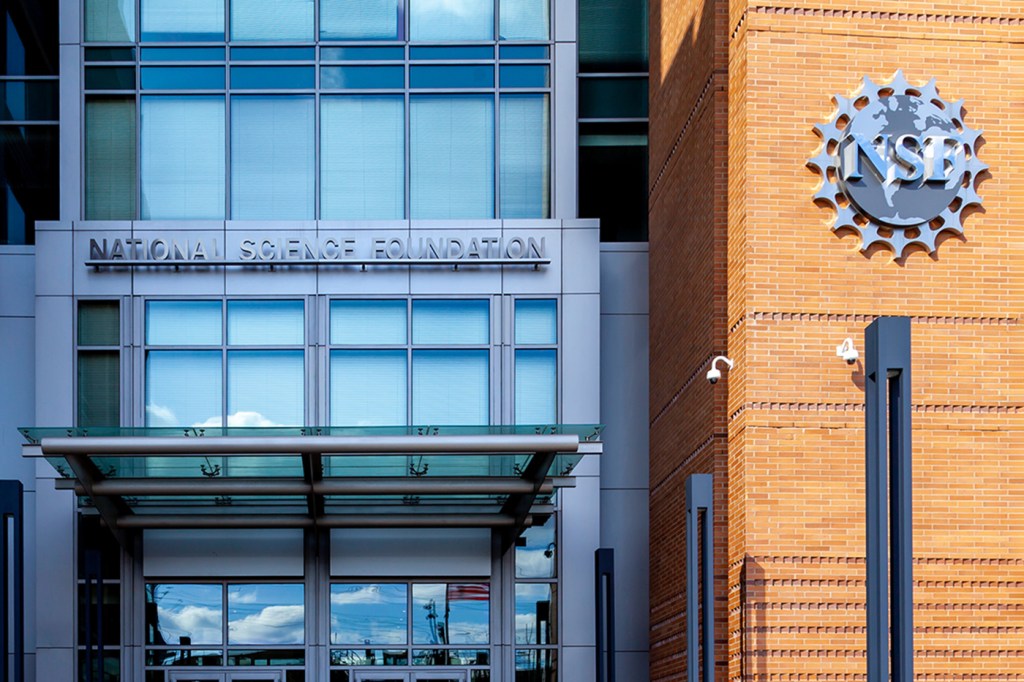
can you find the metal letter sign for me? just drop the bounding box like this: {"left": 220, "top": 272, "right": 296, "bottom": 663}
{"left": 809, "top": 72, "right": 986, "bottom": 258}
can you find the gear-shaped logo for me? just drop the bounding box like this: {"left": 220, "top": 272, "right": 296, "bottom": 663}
{"left": 808, "top": 71, "right": 986, "bottom": 258}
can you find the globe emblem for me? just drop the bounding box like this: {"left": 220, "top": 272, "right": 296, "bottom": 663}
{"left": 809, "top": 72, "right": 986, "bottom": 258}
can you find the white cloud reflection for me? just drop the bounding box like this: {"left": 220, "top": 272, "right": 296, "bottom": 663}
{"left": 155, "top": 604, "right": 222, "bottom": 645}
{"left": 229, "top": 604, "right": 305, "bottom": 645}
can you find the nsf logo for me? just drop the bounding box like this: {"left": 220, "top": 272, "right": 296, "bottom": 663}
{"left": 808, "top": 71, "right": 986, "bottom": 259}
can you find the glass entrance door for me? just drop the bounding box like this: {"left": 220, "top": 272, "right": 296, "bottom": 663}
{"left": 167, "top": 673, "right": 283, "bottom": 682}
{"left": 413, "top": 673, "right": 468, "bottom": 682}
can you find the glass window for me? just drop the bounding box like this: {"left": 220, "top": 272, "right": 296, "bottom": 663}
{"left": 515, "top": 648, "right": 556, "bottom": 682}
{"left": 227, "top": 351, "right": 304, "bottom": 426}
{"left": 410, "top": 95, "right": 494, "bottom": 219}
{"left": 146, "top": 301, "right": 222, "bottom": 345}
{"left": 330, "top": 649, "right": 407, "bottom": 666}
{"left": 227, "top": 300, "right": 305, "bottom": 345}
{"left": 145, "top": 351, "right": 222, "bottom": 427}
{"left": 321, "top": 0, "right": 400, "bottom": 40}
{"left": 85, "top": 0, "right": 136, "bottom": 42}
{"left": 231, "top": 96, "right": 315, "bottom": 220}
{"left": 145, "top": 584, "right": 223, "bottom": 646}
{"left": 230, "top": 0, "right": 313, "bottom": 41}
{"left": 79, "top": 301, "right": 120, "bottom": 346}
{"left": 579, "top": 77, "right": 649, "bottom": 119}
{"left": 141, "top": 0, "right": 225, "bottom": 42}
{"left": 330, "top": 584, "right": 408, "bottom": 645}
{"left": 230, "top": 66, "right": 315, "bottom": 89}
{"left": 410, "top": 46, "right": 494, "bottom": 60}
{"left": 515, "top": 350, "right": 555, "bottom": 424}
{"left": 0, "top": 81, "right": 58, "bottom": 120}
{"left": 141, "top": 47, "right": 225, "bottom": 61}
{"left": 499, "top": 65, "right": 549, "bottom": 88}
{"left": 84, "top": 66, "right": 135, "bottom": 90}
{"left": 499, "top": 45, "right": 549, "bottom": 60}
{"left": 79, "top": 352, "right": 120, "bottom": 427}
{"left": 321, "top": 96, "right": 404, "bottom": 220}
{"left": 85, "top": 47, "right": 137, "bottom": 61}
{"left": 410, "top": 65, "right": 494, "bottom": 89}
{"left": 412, "top": 584, "right": 489, "bottom": 645}
{"left": 516, "top": 516, "right": 555, "bottom": 578}
{"left": 140, "top": 66, "right": 225, "bottom": 90}
{"left": 579, "top": 122, "right": 648, "bottom": 241}
{"left": 412, "top": 350, "right": 489, "bottom": 425}
{"left": 410, "top": 0, "right": 492, "bottom": 41}
{"left": 140, "top": 96, "right": 226, "bottom": 220}
{"left": 515, "top": 584, "right": 554, "bottom": 644}
{"left": 321, "top": 66, "right": 405, "bottom": 90}
{"left": 231, "top": 46, "right": 315, "bottom": 61}
{"left": 227, "top": 584, "right": 305, "bottom": 646}
{"left": 330, "top": 300, "right": 407, "bottom": 345}
{"left": 331, "top": 350, "right": 407, "bottom": 426}
{"left": 412, "top": 300, "right": 489, "bottom": 345}
{"left": 515, "top": 299, "right": 556, "bottom": 344}
{"left": 578, "top": 0, "right": 648, "bottom": 72}
{"left": 3, "top": 3, "right": 58, "bottom": 76}
{"left": 500, "top": 95, "right": 549, "bottom": 218}
{"left": 1, "top": 126, "right": 58, "bottom": 245}
{"left": 499, "top": 0, "right": 549, "bottom": 41}
{"left": 321, "top": 46, "right": 404, "bottom": 61}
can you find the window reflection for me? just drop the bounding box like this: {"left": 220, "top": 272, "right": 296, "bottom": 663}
{"left": 412, "top": 583, "right": 489, "bottom": 645}
{"left": 515, "top": 584, "right": 555, "bottom": 644}
{"left": 227, "top": 583, "right": 305, "bottom": 645}
{"left": 515, "top": 516, "right": 555, "bottom": 578}
{"left": 410, "top": 0, "right": 493, "bottom": 41}
{"left": 145, "top": 584, "right": 223, "bottom": 646}
{"left": 331, "top": 584, "right": 408, "bottom": 645}
{"left": 515, "top": 649, "right": 556, "bottom": 682}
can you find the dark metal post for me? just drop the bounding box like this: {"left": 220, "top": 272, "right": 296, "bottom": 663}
{"left": 686, "top": 474, "right": 713, "bottom": 682}
{"left": 0, "top": 480, "right": 24, "bottom": 682}
{"left": 595, "top": 548, "right": 615, "bottom": 682}
{"left": 865, "top": 317, "right": 913, "bottom": 682}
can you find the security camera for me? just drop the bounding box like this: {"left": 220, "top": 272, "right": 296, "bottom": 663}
{"left": 706, "top": 356, "right": 734, "bottom": 385}
{"left": 836, "top": 338, "right": 859, "bottom": 365}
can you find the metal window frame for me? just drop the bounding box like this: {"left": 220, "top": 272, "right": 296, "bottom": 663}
{"left": 0, "top": 480, "right": 24, "bottom": 682}
{"left": 594, "top": 547, "right": 614, "bottom": 682}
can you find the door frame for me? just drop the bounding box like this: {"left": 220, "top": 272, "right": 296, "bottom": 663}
{"left": 167, "top": 672, "right": 284, "bottom": 682}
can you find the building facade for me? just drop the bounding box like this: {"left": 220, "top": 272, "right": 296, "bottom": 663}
{"left": 0, "top": 0, "right": 651, "bottom": 681}
{"left": 650, "top": 1, "right": 1024, "bottom": 680}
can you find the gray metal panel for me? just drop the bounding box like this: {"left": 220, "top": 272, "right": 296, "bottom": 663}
{"left": 58, "top": 0, "right": 80, "bottom": 45}
{"left": 560, "top": 455, "right": 600, "bottom": 647}
{"left": 34, "top": 296, "right": 73, "bottom": 427}
{"left": 552, "top": 42, "right": 578, "bottom": 219}
{"left": 0, "top": 317, "right": 37, "bottom": 483}
{"left": 143, "top": 529, "right": 305, "bottom": 576}
{"left": 686, "top": 474, "right": 714, "bottom": 682}
{"left": 599, "top": 489, "right": 649, "bottom": 651}
{"left": 59, "top": 44, "right": 80, "bottom": 222}
{"left": 330, "top": 528, "right": 491, "bottom": 576}
{"left": 562, "top": 227, "right": 601, "bottom": 294}
{"left": 553, "top": 0, "right": 578, "bottom": 43}
{"left": 560, "top": 293, "right": 601, "bottom": 423}
{"left": 599, "top": 246, "right": 648, "bottom": 315}
{"left": 561, "top": 644, "right": 597, "bottom": 682}
{"left": 599, "top": 309, "right": 649, "bottom": 488}
{"left": 33, "top": 230, "right": 72, "bottom": 297}
{"left": 0, "top": 253, "right": 35, "bottom": 315}
{"left": 32, "top": 483, "right": 75, "bottom": 648}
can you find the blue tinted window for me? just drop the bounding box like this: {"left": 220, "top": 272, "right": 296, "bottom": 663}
{"left": 500, "top": 94, "right": 549, "bottom": 217}
{"left": 141, "top": 47, "right": 226, "bottom": 61}
{"left": 0, "top": 81, "right": 58, "bottom": 120}
{"left": 231, "top": 47, "right": 315, "bottom": 61}
{"left": 514, "top": 299, "right": 557, "bottom": 344}
{"left": 85, "top": 0, "right": 136, "bottom": 42}
{"left": 85, "top": 47, "right": 136, "bottom": 62}
{"left": 321, "top": 46, "right": 405, "bottom": 61}
{"left": 579, "top": 77, "right": 648, "bottom": 118}
{"left": 84, "top": 67, "right": 135, "bottom": 90}
{"left": 228, "top": 352, "right": 305, "bottom": 427}
{"left": 227, "top": 300, "right": 305, "bottom": 345}
{"left": 500, "top": 0, "right": 549, "bottom": 41}
{"left": 140, "top": 96, "right": 226, "bottom": 219}
{"left": 146, "top": 351, "right": 223, "bottom": 427}
{"left": 230, "top": 66, "right": 315, "bottom": 89}
{"left": 499, "top": 65, "right": 549, "bottom": 88}
{"left": 410, "top": 0, "right": 493, "bottom": 41}
{"left": 410, "top": 95, "right": 494, "bottom": 218}
{"left": 410, "top": 46, "right": 494, "bottom": 60}
{"left": 331, "top": 351, "right": 407, "bottom": 426}
{"left": 499, "top": 45, "right": 549, "bottom": 59}
{"left": 515, "top": 349, "right": 556, "bottom": 423}
{"left": 141, "top": 67, "right": 225, "bottom": 90}
{"left": 321, "top": 0, "right": 400, "bottom": 40}
{"left": 231, "top": 96, "right": 315, "bottom": 219}
{"left": 231, "top": 0, "right": 313, "bottom": 41}
{"left": 412, "top": 352, "right": 489, "bottom": 425}
{"left": 146, "top": 301, "right": 222, "bottom": 345}
{"left": 141, "top": 0, "right": 225, "bottom": 42}
{"left": 228, "top": 585, "right": 305, "bottom": 646}
{"left": 412, "top": 300, "right": 489, "bottom": 345}
{"left": 411, "top": 65, "right": 493, "bottom": 89}
{"left": 321, "top": 96, "right": 405, "bottom": 219}
{"left": 321, "top": 66, "right": 404, "bottom": 90}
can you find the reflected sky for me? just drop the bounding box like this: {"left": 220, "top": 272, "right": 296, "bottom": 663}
{"left": 515, "top": 518, "right": 555, "bottom": 578}
{"left": 331, "top": 584, "right": 408, "bottom": 645}
{"left": 412, "top": 583, "right": 489, "bottom": 645}
{"left": 228, "top": 583, "right": 305, "bottom": 645}
{"left": 146, "top": 583, "right": 223, "bottom": 645}
{"left": 515, "top": 583, "right": 553, "bottom": 645}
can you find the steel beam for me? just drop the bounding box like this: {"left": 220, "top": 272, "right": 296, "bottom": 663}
{"left": 115, "top": 513, "right": 531, "bottom": 529}
{"left": 41, "top": 434, "right": 581, "bottom": 456}
{"left": 74, "top": 477, "right": 557, "bottom": 496}
{"left": 64, "top": 455, "right": 131, "bottom": 548}
{"left": 865, "top": 317, "right": 914, "bottom": 682}
{"left": 686, "top": 474, "right": 714, "bottom": 682}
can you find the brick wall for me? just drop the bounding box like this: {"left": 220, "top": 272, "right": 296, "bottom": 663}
{"left": 650, "top": 2, "right": 1024, "bottom": 680}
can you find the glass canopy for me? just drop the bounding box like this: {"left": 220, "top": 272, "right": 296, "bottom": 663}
{"left": 21, "top": 425, "right": 601, "bottom": 539}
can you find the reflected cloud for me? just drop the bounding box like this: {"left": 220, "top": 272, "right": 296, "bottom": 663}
{"left": 156, "top": 605, "right": 222, "bottom": 645}
{"left": 145, "top": 403, "right": 179, "bottom": 427}
{"left": 191, "top": 411, "right": 283, "bottom": 428}
{"left": 414, "top": 0, "right": 485, "bottom": 19}
{"left": 331, "top": 584, "right": 406, "bottom": 606}
{"left": 229, "top": 604, "right": 305, "bottom": 645}
{"left": 515, "top": 548, "right": 554, "bottom": 578}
